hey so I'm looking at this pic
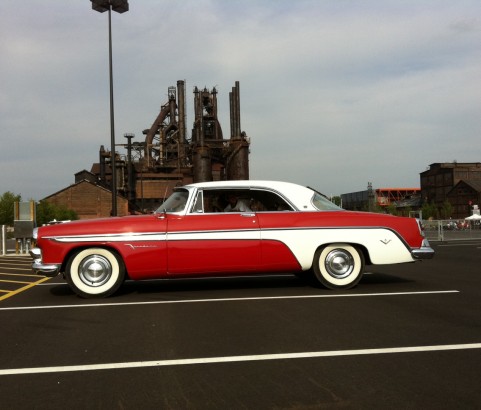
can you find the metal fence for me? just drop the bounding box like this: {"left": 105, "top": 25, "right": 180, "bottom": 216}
{"left": 423, "top": 220, "right": 481, "bottom": 242}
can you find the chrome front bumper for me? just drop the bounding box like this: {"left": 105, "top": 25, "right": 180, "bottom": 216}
{"left": 29, "top": 248, "right": 61, "bottom": 277}
{"left": 411, "top": 239, "right": 435, "bottom": 260}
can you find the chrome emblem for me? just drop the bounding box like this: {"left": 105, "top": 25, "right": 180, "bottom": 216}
{"left": 125, "top": 244, "right": 158, "bottom": 249}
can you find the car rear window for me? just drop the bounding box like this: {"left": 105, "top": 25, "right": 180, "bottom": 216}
{"left": 311, "top": 192, "right": 343, "bottom": 211}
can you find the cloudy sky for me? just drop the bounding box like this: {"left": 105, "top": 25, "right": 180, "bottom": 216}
{"left": 1, "top": 0, "right": 480, "bottom": 201}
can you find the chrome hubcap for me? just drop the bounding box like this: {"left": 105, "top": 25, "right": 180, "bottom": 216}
{"left": 324, "top": 249, "right": 354, "bottom": 279}
{"left": 78, "top": 255, "right": 112, "bottom": 287}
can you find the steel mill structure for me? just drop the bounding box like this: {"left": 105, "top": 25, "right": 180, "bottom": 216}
{"left": 94, "top": 80, "right": 250, "bottom": 213}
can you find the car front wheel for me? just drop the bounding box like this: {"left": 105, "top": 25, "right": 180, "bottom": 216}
{"left": 66, "top": 248, "right": 125, "bottom": 298}
{"left": 312, "top": 244, "right": 364, "bottom": 289}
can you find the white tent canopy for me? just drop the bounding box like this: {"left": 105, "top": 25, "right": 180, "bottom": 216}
{"left": 465, "top": 214, "right": 481, "bottom": 220}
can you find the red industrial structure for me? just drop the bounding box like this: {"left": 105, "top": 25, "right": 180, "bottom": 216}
{"left": 375, "top": 188, "right": 421, "bottom": 207}
{"left": 341, "top": 186, "right": 421, "bottom": 212}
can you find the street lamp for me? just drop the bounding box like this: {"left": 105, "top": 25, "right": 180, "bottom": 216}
{"left": 91, "top": 0, "right": 129, "bottom": 216}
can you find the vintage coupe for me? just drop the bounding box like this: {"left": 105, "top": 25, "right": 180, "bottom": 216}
{"left": 31, "top": 180, "right": 434, "bottom": 298}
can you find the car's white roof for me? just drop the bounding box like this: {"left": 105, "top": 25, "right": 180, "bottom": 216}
{"left": 184, "top": 180, "right": 319, "bottom": 211}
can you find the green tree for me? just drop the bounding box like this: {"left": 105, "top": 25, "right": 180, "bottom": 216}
{"left": 331, "top": 196, "right": 342, "bottom": 207}
{"left": 385, "top": 203, "right": 397, "bottom": 216}
{"left": 440, "top": 200, "right": 453, "bottom": 219}
{"left": 403, "top": 206, "right": 412, "bottom": 218}
{"left": 0, "top": 191, "right": 22, "bottom": 225}
{"left": 36, "top": 201, "right": 78, "bottom": 226}
{"left": 421, "top": 201, "right": 438, "bottom": 220}
{"left": 373, "top": 203, "right": 385, "bottom": 214}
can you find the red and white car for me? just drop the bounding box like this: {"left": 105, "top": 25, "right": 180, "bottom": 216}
{"left": 31, "top": 180, "right": 434, "bottom": 298}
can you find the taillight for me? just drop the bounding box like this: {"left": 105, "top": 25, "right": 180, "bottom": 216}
{"left": 416, "top": 219, "right": 425, "bottom": 237}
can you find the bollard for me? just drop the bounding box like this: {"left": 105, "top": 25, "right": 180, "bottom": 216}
{"left": 1, "top": 225, "right": 5, "bottom": 255}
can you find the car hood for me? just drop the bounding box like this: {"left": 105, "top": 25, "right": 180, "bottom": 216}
{"left": 37, "top": 214, "right": 161, "bottom": 238}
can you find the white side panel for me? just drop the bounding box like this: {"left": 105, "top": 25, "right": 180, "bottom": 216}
{"left": 261, "top": 228, "right": 414, "bottom": 269}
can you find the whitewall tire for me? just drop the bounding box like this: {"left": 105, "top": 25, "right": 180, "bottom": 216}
{"left": 66, "top": 248, "right": 125, "bottom": 298}
{"left": 312, "top": 244, "right": 364, "bottom": 289}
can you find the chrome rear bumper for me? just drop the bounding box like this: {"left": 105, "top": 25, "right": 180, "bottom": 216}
{"left": 411, "top": 239, "right": 435, "bottom": 260}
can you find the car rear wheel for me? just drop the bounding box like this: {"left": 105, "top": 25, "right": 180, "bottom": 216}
{"left": 66, "top": 248, "right": 125, "bottom": 298}
{"left": 312, "top": 244, "right": 364, "bottom": 289}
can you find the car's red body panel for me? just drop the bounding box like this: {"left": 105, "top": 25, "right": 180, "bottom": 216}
{"left": 256, "top": 211, "right": 423, "bottom": 248}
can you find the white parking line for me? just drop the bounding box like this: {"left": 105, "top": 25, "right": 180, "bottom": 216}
{"left": 438, "top": 242, "right": 481, "bottom": 247}
{"left": 1, "top": 343, "right": 480, "bottom": 376}
{"left": 0, "top": 290, "right": 459, "bottom": 311}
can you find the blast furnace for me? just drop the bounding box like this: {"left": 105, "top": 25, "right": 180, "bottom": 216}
{"left": 94, "top": 80, "right": 251, "bottom": 212}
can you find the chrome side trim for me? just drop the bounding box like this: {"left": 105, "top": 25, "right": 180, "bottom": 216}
{"left": 44, "top": 232, "right": 167, "bottom": 243}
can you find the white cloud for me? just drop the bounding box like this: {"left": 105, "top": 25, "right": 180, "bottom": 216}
{"left": 1, "top": 0, "right": 480, "bottom": 200}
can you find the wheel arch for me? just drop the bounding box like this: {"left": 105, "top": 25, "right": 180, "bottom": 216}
{"left": 312, "top": 242, "right": 371, "bottom": 267}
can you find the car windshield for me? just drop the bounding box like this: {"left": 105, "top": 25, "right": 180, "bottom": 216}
{"left": 155, "top": 189, "right": 189, "bottom": 213}
{"left": 311, "top": 192, "right": 343, "bottom": 211}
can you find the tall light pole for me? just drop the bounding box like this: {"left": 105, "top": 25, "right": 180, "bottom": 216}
{"left": 91, "top": 0, "right": 129, "bottom": 216}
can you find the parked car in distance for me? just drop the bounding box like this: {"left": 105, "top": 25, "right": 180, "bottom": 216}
{"left": 31, "top": 180, "right": 434, "bottom": 298}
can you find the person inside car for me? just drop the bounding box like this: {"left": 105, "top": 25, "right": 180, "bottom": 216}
{"left": 224, "top": 194, "right": 252, "bottom": 212}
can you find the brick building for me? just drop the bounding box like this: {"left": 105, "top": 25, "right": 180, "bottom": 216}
{"left": 446, "top": 180, "right": 481, "bottom": 218}
{"left": 420, "top": 162, "right": 481, "bottom": 218}
{"left": 43, "top": 176, "right": 128, "bottom": 220}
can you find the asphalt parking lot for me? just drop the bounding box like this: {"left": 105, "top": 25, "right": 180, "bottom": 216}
{"left": 0, "top": 242, "right": 480, "bottom": 409}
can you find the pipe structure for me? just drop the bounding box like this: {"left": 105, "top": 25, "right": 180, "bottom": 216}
{"left": 229, "top": 90, "right": 234, "bottom": 139}
{"left": 229, "top": 81, "right": 242, "bottom": 140}
{"left": 226, "top": 82, "right": 249, "bottom": 180}
{"left": 235, "top": 85, "right": 239, "bottom": 138}
{"left": 99, "top": 145, "right": 106, "bottom": 182}
{"left": 124, "top": 133, "right": 135, "bottom": 204}
{"left": 177, "top": 80, "right": 186, "bottom": 165}
{"left": 143, "top": 97, "right": 177, "bottom": 168}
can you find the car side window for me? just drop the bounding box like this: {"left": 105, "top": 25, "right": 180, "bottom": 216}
{"left": 250, "top": 189, "right": 293, "bottom": 211}
{"left": 222, "top": 190, "right": 252, "bottom": 212}
{"left": 156, "top": 189, "right": 189, "bottom": 213}
{"left": 189, "top": 190, "right": 225, "bottom": 213}
{"left": 191, "top": 191, "right": 203, "bottom": 213}
{"left": 199, "top": 191, "right": 223, "bottom": 213}
{"left": 190, "top": 188, "right": 293, "bottom": 213}
{"left": 195, "top": 189, "right": 253, "bottom": 213}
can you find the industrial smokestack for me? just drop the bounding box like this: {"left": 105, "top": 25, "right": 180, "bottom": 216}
{"left": 177, "top": 80, "right": 186, "bottom": 142}
{"left": 235, "top": 81, "right": 241, "bottom": 138}
{"left": 229, "top": 81, "right": 242, "bottom": 140}
{"left": 177, "top": 80, "right": 186, "bottom": 166}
